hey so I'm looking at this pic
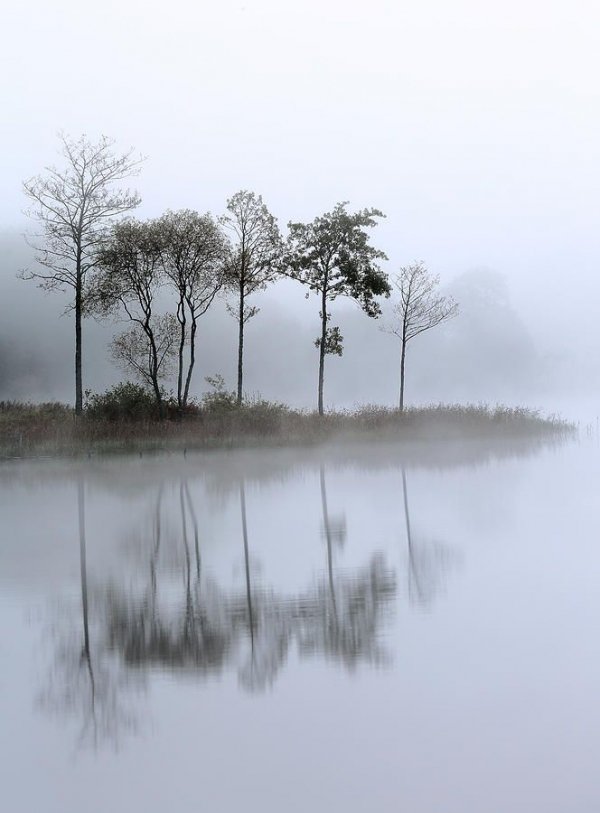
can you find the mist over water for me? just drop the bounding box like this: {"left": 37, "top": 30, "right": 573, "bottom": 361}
{"left": 2, "top": 434, "right": 600, "bottom": 812}
{"left": 3, "top": 2, "right": 600, "bottom": 811}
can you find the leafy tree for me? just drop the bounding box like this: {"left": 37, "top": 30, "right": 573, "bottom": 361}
{"left": 21, "top": 134, "right": 143, "bottom": 413}
{"left": 94, "top": 219, "right": 172, "bottom": 415}
{"left": 157, "top": 210, "right": 230, "bottom": 412}
{"left": 221, "top": 191, "right": 283, "bottom": 405}
{"left": 385, "top": 262, "right": 458, "bottom": 411}
{"left": 110, "top": 315, "right": 178, "bottom": 397}
{"left": 286, "top": 202, "right": 390, "bottom": 414}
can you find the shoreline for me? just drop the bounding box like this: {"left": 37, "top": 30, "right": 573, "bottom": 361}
{"left": 0, "top": 401, "right": 575, "bottom": 460}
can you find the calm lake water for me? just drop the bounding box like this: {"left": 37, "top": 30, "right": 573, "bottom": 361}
{"left": 2, "top": 434, "right": 600, "bottom": 812}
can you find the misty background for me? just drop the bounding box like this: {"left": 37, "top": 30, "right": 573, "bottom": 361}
{"left": 2, "top": 0, "right": 600, "bottom": 420}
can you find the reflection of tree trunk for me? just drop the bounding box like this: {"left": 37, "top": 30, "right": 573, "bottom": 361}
{"left": 320, "top": 466, "right": 337, "bottom": 621}
{"left": 402, "top": 468, "right": 423, "bottom": 603}
{"left": 180, "top": 482, "right": 193, "bottom": 639}
{"left": 78, "top": 476, "right": 96, "bottom": 720}
{"left": 183, "top": 482, "right": 201, "bottom": 584}
{"left": 240, "top": 481, "right": 255, "bottom": 651}
{"left": 149, "top": 485, "right": 163, "bottom": 623}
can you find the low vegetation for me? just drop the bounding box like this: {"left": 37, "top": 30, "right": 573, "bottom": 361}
{"left": 0, "top": 381, "right": 574, "bottom": 459}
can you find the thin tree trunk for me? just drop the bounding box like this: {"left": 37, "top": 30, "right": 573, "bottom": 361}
{"left": 182, "top": 314, "right": 197, "bottom": 409}
{"left": 399, "top": 335, "right": 407, "bottom": 412}
{"left": 176, "top": 297, "right": 186, "bottom": 413}
{"left": 146, "top": 325, "right": 164, "bottom": 418}
{"left": 318, "top": 288, "right": 327, "bottom": 416}
{"left": 75, "top": 268, "right": 83, "bottom": 415}
{"left": 237, "top": 280, "right": 244, "bottom": 406}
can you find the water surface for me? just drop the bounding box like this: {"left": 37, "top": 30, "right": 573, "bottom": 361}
{"left": 2, "top": 436, "right": 599, "bottom": 813}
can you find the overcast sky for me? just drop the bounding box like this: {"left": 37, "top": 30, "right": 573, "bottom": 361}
{"left": 2, "top": 0, "right": 600, "bottom": 415}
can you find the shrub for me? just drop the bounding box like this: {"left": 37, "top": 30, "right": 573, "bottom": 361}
{"left": 201, "top": 375, "right": 238, "bottom": 414}
{"left": 84, "top": 382, "right": 159, "bottom": 421}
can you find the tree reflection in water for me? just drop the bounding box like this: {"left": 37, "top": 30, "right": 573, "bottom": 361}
{"left": 41, "top": 471, "right": 403, "bottom": 748}
{"left": 106, "top": 475, "right": 396, "bottom": 693}
{"left": 39, "top": 475, "right": 143, "bottom": 749}
{"left": 402, "top": 468, "right": 458, "bottom": 607}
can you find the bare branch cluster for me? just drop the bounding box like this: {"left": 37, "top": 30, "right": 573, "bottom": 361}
{"left": 387, "top": 261, "right": 458, "bottom": 342}
{"left": 383, "top": 261, "right": 459, "bottom": 410}
{"left": 21, "top": 133, "right": 143, "bottom": 413}
{"left": 22, "top": 133, "right": 143, "bottom": 298}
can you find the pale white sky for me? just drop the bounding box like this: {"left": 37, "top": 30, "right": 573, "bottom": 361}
{"left": 3, "top": 1, "right": 600, "bottom": 273}
{"left": 2, "top": 0, "right": 600, "bottom": 411}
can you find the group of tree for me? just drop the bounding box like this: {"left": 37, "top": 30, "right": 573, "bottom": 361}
{"left": 22, "top": 133, "right": 458, "bottom": 416}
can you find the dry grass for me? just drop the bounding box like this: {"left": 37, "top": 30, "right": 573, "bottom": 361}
{"left": 0, "top": 398, "right": 574, "bottom": 459}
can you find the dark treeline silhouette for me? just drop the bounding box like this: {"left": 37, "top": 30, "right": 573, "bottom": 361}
{"left": 21, "top": 134, "right": 456, "bottom": 417}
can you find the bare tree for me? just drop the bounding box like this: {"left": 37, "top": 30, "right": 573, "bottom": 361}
{"left": 21, "top": 134, "right": 143, "bottom": 413}
{"left": 157, "top": 210, "right": 230, "bottom": 412}
{"left": 385, "top": 262, "right": 458, "bottom": 411}
{"left": 221, "top": 191, "right": 283, "bottom": 405}
{"left": 94, "top": 219, "right": 172, "bottom": 415}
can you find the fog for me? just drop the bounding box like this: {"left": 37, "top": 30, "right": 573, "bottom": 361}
{"left": 0, "top": 230, "right": 597, "bottom": 421}
{"left": 2, "top": 0, "right": 600, "bottom": 420}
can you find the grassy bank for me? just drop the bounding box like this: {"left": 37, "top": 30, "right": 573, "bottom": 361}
{"left": 0, "top": 398, "right": 574, "bottom": 459}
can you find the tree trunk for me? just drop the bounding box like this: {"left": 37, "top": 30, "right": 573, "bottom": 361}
{"left": 399, "top": 335, "right": 407, "bottom": 412}
{"left": 237, "top": 280, "right": 244, "bottom": 406}
{"left": 147, "top": 327, "right": 164, "bottom": 419}
{"left": 318, "top": 288, "right": 327, "bottom": 416}
{"left": 176, "top": 297, "right": 186, "bottom": 413}
{"left": 75, "top": 271, "right": 83, "bottom": 415}
{"left": 182, "top": 314, "right": 197, "bottom": 410}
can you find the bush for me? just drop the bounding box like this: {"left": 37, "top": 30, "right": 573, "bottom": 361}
{"left": 84, "top": 382, "right": 159, "bottom": 421}
{"left": 201, "top": 375, "right": 239, "bottom": 414}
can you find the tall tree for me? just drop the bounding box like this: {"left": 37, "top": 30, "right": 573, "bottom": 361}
{"left": 22, "top": 134, "right": 143, "bottom": 414}
{"left": 157, "top": 210, "right": 230, "bottom": 412}
{"left": 221, "top": 191, "right": 283, "bottom": 405}
{"left": 385, "top": 262, "right": 458, "bottom": 411}
{"left": 94, "top": 219, "right": 173, "bottom": 415}
{"left": 286, "top": 202, "right": 390, "bottom": 415}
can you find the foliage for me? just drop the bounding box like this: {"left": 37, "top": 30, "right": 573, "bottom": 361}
{"left": 156, "top": 209, "right": 231, "bottom": 410}
{"left": 110, "top": 316, "right": 179, "bottom": 390}
{"left": 315, "top": 321, "right": 343, "bottom": 356}
{"left": 285, "top": 202, "right": 390, "bottom": 414}
{"left": 286, "top": 202, "right": 390, "bottom": 315}
{"left": 84, "top": 382, "right": 160, "bottom": 421}
{"left": 200, "top": 375, "right": 239, "bottom": 413}
{"left": 93, "top": 218, "right": 171, "bottom": 412}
